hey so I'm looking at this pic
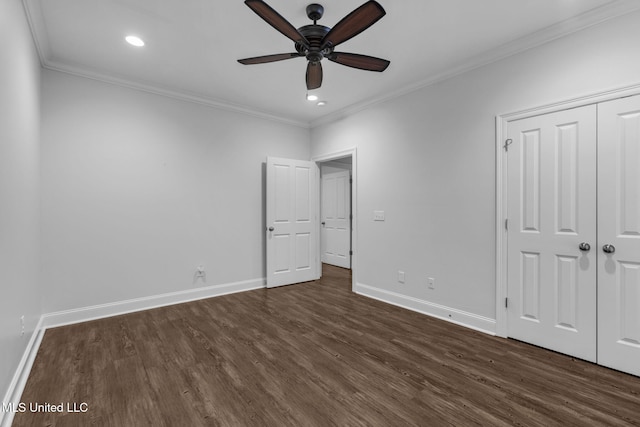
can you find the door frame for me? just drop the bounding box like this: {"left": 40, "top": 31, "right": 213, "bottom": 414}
{"left": 495, "top": 83, "right": 640, "bottom": 338}
{"left": 313, "top": 148, "right": 358, "bottom": 291}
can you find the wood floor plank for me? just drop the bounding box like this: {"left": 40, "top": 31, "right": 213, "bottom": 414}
{"left": 12, "top": 265, "right": 640, "bottom": 426}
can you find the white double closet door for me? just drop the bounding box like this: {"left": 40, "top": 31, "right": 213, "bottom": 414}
{"left": 507, "top": 94, "right": 640, "bottom": 376}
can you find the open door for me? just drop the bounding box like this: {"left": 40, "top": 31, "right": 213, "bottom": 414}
{"left": 266, "top": 157, "right": 319, "bottom": 288}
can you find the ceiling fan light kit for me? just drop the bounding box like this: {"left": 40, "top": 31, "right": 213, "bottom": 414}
{"left": 238, "top": 0, "right": 390, "bottom": 91}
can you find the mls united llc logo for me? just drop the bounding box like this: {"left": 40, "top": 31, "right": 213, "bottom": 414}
{"left": 2, "top": 402, "right": 88, "bottom": 413}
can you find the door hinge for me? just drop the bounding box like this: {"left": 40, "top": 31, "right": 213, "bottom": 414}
{"left": 505, "top": 298, "right": 508, "bottom": 308}
{"left": 504, "top": 138, "right": 513, "bottom": 151}
{"left": 505, "top": 218, "right": 508, "bottom": 230}
{"left": 349, "top": 250, "right": 353, "bottom": 256}
{"left": 350, "top": 177, "right": 353, "bottom": 184}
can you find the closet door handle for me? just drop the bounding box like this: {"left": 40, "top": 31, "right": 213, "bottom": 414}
{"left": 602, "top": 244, "right": 616, "bottom": 254}
{"left": 578, "top": 242, "right": 591, "bottom": 252}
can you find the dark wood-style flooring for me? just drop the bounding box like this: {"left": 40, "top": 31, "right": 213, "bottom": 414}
{"left": 13, "top": 265, "right": 640, "bottom": 426}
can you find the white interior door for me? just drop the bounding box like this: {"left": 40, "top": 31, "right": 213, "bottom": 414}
{"left": 266, "top": 157, "right": 319, "bottom": 288}
{"left": 506, "top": 105, "right": 598, "bottom": 362}
{"left": 597, "top": 95, "right": 640, "bottom": 376}
{"left": 321, "top": 170, "right": 351, "bottom": 269}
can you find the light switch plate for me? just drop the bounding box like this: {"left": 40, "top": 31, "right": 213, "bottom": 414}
{"left": 373, "top": 210, "right": 385, "bottom": 221}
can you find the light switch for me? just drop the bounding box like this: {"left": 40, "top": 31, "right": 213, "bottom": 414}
{"left": 373, "top": 210, "right": 385, "bottom": 221}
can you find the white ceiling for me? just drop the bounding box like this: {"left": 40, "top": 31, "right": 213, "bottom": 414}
{"left": 23, "top": 0, "right": 640, "bottom": 126}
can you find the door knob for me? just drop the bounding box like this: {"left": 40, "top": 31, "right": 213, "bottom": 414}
{"left": 602, "top": 244, "right": 616, "bottom": 254}
{"left": 321, "top": 222, "right": 326, "bottom": 226}
{"left": 578, "top": 242, "right": 591, "bottom": 252}
{"left": 268, "top": 226, "right": 274, "bottom": 232}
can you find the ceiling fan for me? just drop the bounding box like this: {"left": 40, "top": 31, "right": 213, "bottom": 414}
{"left": 238, "top": 0, "right": 390, "bottom": 91}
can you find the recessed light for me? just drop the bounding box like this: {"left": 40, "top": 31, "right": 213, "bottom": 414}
{"left": 316, "top": 101, "right": 327, "bottom": 107}
{"left": 125, "top": 35, "right": 145, "bottom": 47}
{"left": 306, "top": 94, "right": 318, "bottom": 101}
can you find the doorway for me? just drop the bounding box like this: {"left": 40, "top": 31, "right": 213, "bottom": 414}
{"left": 313, "top": 148, "right": 358, "bottom": 292}
{"left": 319, "top": 157, "right": 352, "bottom": 270}
{"left": 264, "top": 149, "right": 358, "bottom": 291}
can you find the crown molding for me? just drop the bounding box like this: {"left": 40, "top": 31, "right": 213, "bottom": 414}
{"left": 21, "top": 0, "right": 51, "bottom": 67}
{"left": 22, "top": 2, "right": 309, "bottom": 129}
{"left": 309, "top": 0, "right": 640, "bottom": 128}
{"left": 42, "top": 60, "right": 310, "bottom": 128}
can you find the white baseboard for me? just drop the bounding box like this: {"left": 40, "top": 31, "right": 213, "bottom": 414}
{"left": 1, "top": 317, "right": 45, "bottom": 427}
{"left": 355, "top": 282, "right": 496, "bottom": 335}
{"left": 42, "top": 278, "right": 266, "bottom": 329}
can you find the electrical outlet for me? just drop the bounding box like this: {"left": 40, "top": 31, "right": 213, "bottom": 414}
{"left": 398, "top": 270, "right": 405, "bottom": 283}
{"left": 428, "top": 277, "right": 435, "bottom": 290}
{"left": 20, "top": 315, "right": 25, "bottom": 337}
{"left": 195, "top": 265, "right": 206, "bottom": 280}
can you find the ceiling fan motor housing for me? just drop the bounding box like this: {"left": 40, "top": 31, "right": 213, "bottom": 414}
{"left": 295, "top": 24, "right": 332, "bottom": 62}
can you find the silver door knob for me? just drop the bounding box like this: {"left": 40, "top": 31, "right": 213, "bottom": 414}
{"left": 603, "top": 244, "right": 616, "bottom": 254}
{"left": 578, "top": 242, "right": 591, "bottom": 251}
{"left": 268, "top": 226, "right": 274, "bottom": 232}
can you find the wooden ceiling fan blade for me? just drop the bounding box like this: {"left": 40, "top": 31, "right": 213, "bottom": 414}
{"left": 306, "top": 62, "right": 323, "bottom": 90}
{"left": 244, "top": 0, "right": 309, "bottom": 48}
{"left": 327, "top": 52, "right": 390, "bottom": 72}
{"left": 238, "top": 53, "right": 303, "bottom": 65}
{"left": 321, "top": 1, "right": 385, "bottom": 49}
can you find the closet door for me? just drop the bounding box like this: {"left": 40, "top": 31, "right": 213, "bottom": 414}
{"left": 597, "top": 95, "right": 640, "bottom": 376}
{"left": 506, "top": 105, "right": 597, "bottom": 362}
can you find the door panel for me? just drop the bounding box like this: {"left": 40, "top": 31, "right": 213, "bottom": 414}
{"left": 521, "top": 129, "right": 541, "bottom": 232}
{"left": 266, "top": 157, "right": 319, "bottom": 288}
{"left": 507, "top": 105, "right": 597, "bottom": 362}
{"left": 556, "top": 123, "right": 580, "bottom": 233}
{"left": 520, "top": 251, "right": 540, "bottom": 321}
{"left": 321, "top": 170, "right": 351, "bottom": 269}
{"left": 597, "top": 95, "right": 640, "bottom": 376}
{"left": 556, "top": 254, "right": 579, "bottom": 330}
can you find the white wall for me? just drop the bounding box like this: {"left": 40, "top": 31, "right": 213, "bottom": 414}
{"left": 0, "top": 0, "right": 42, "bottom": 404}
{"left": 40, "top": 70, "right": 310, "bottom": 313}
{"left": 311, "top": 11, "right": 640, "bottom": 323}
